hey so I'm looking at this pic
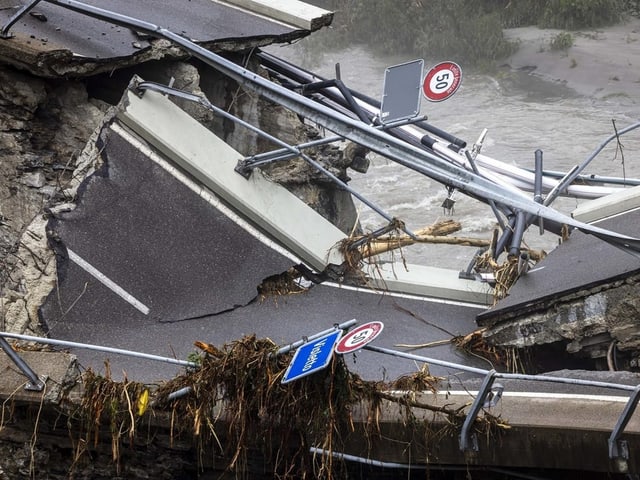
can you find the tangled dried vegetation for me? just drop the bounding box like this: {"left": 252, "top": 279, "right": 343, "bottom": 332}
{"left": 75, "top": 335, "right": 509, "bottom": 479}
{"left": 474, "top": 244, "right": 546, "bottom": 304}
{"left": 73, "top": 220, "right": 530, "bottom": 478}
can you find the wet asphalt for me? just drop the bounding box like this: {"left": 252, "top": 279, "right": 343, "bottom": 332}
{"left": 479, "top": 209, "right": 640, "bottom": 325}
{"left": 40, "top": 122, "right": 489, "bottom": 385}
{"left": 40, "top": 116, "right": 640, "bottom": 397}
{"left": 0, "top": 0, "right": 301, "bottom": 74}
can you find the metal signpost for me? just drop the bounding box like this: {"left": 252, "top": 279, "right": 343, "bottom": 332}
{"left": 281, "top": 329, "right": 343, "bottom": 384}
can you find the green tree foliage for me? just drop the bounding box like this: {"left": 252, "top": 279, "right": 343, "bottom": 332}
{"left": 625, "top": 0, "right": 640, "bottom": 15}
{"left": 412, "top": 3, "right": 517, "bottom": 64}
{"left": 549, "top": 31, "right": 574, "bottom": 50}
{"left": 492, "top": 1, "right": 547, "bottom": 28}
{"left": 540, "top": 0, "right": 624, "bottom": 29}
{"left": 304, "top": 0, "right": 631, "bottom": 66}
{"left": 308, "top": 0, "right": 517, "bottom": 65}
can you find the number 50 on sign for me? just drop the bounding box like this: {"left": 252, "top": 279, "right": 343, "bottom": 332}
{"left": 335, "top": 321, "right": 384, "bottom": 355}
{"left": 422, "top": 61, "right": 462, "bottom": 102}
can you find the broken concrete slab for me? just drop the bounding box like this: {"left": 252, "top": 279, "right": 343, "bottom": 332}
{"left": 479, "top": 209, "right": 640, "bottom": 365}
{"left": 229, "top": 0, "right": 333, "bottom": 30}
{"left": 43, "top": 120, "right": 296, "bottom": 323}
{"left": 0, "top": 0, "right": 332, "bottom": 78}
{"left": 0, "top": 48, "right": 357, "bottom": 343}
{"left": 117, "top": 83, "right": 347, "bottom": 271}
{"left": 0, "top": 349, "right": 79, "bottom": 404}
{"left": 479, "top": 209, "right": 640, "bottom": 327}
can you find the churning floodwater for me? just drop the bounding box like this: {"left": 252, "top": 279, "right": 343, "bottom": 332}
{"left": 265, "top": 41, "right": 640, "bottom": 270}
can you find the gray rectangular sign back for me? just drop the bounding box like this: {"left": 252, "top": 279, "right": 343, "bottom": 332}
{"left": 380, "top": 59, "right": 423, "bottom": 124}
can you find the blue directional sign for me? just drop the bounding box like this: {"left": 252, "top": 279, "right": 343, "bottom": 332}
{"left": 281, "top": 330, "right": 343, "bottom": 384}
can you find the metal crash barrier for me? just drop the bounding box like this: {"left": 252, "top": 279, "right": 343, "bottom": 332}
{"left": 0, "top": 332, "right": 196, "bottom": 394}
{"left": 2, "top": 326, "right": 640, "bottom": 462}
{"left": 363, "top": 344, "right": 640, "bottom": 460}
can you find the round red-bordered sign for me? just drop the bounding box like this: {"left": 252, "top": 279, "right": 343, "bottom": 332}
{"left": 335, "top": 321, "right": 384, "bottom": 355}
{"left": 422, "top": 61, "right": 462, "bottom": 102}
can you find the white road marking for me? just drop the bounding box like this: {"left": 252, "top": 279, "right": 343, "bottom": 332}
{"left": 529, "top": 265, "right": 546, "bottom": 273}
{"left": 387, "top": 390, "right": 630, "bottom": 403}
{"left": 67, "top": 248, "right": 150, "bottom": 315}
{"left": 323, "top": 281, "right": 488, "bottom": 309}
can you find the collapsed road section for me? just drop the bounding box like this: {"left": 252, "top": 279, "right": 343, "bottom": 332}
{"left": 0, "top": 0, "right": 332, "bottom": 77}
{"left": 39, "top": 81, "right": 491, "bottom": 383}
{"left": 2, "top": 1, "right": 640, "bottom": 478}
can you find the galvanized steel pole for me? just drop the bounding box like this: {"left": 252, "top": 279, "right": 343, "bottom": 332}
{"left": 0, "top": 335, "right": 44, "bottom": 390}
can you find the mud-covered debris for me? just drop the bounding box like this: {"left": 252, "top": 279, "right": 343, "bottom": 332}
{"left": 149, "top": 335, "right": 508, "bottom": 478}
{"left": 475, "top": 243, "right": 546, "bottom": 303}
{"left": 454, "top": 327, "right": 524, "bottom": 372}
{"left": 79, "top": 365, "right": 149, "bottom": 474}
{"left": 258, "top": 267, "right": 309, "bottom": 299}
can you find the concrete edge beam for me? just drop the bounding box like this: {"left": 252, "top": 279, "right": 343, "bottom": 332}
{"left": 0, "top": 350, "right": 79, "bottom": 405}
{"left": 223, "top": 0, "right": 334, "bottom": 30}
{"left": 117, "top": 86, "right": 346, "bottom": 271}
{"left": 364, "top": 263, "right": 494, "bottom": 306}
{"left": 1, "top": 379, "right": 636, "bottom": 473}
{"left": 573, "top": 184, "right": 640, "bottom": 224}
{"left": 343, "top": 391, "right": 640, "bottom": 472}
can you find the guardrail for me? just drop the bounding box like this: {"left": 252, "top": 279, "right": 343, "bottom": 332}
{"left": 3, "top": 0, "right": 639, "bottom": 258}
{"left": 364, "top": 344, "right": 640, "bottom": 459}
{"left": 1, "top": 326, "right": 639, "bottom": 461}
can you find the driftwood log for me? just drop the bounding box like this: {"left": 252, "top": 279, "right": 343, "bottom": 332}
{"left": 359, "top": 219, "right": 491, "bottom": 258}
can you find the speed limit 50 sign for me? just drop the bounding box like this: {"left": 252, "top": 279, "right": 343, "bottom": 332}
{"left": 422, "top": 61, "right": 462, "bottom": 102}
{"left": 335, "top": 321, "right": 384, "bottom": 355}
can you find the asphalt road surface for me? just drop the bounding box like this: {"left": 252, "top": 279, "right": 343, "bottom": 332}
{"left": 0, "top": 0, "right": 315, "bottom": 76}
{"left": 38, "top": 86, "right": 640, "bottom": 397}
{"left": 41, "top": 121, "right": 488, "bottom": 384}
{"left": 479, "top": 209, "right": 640, "bottom": 324}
